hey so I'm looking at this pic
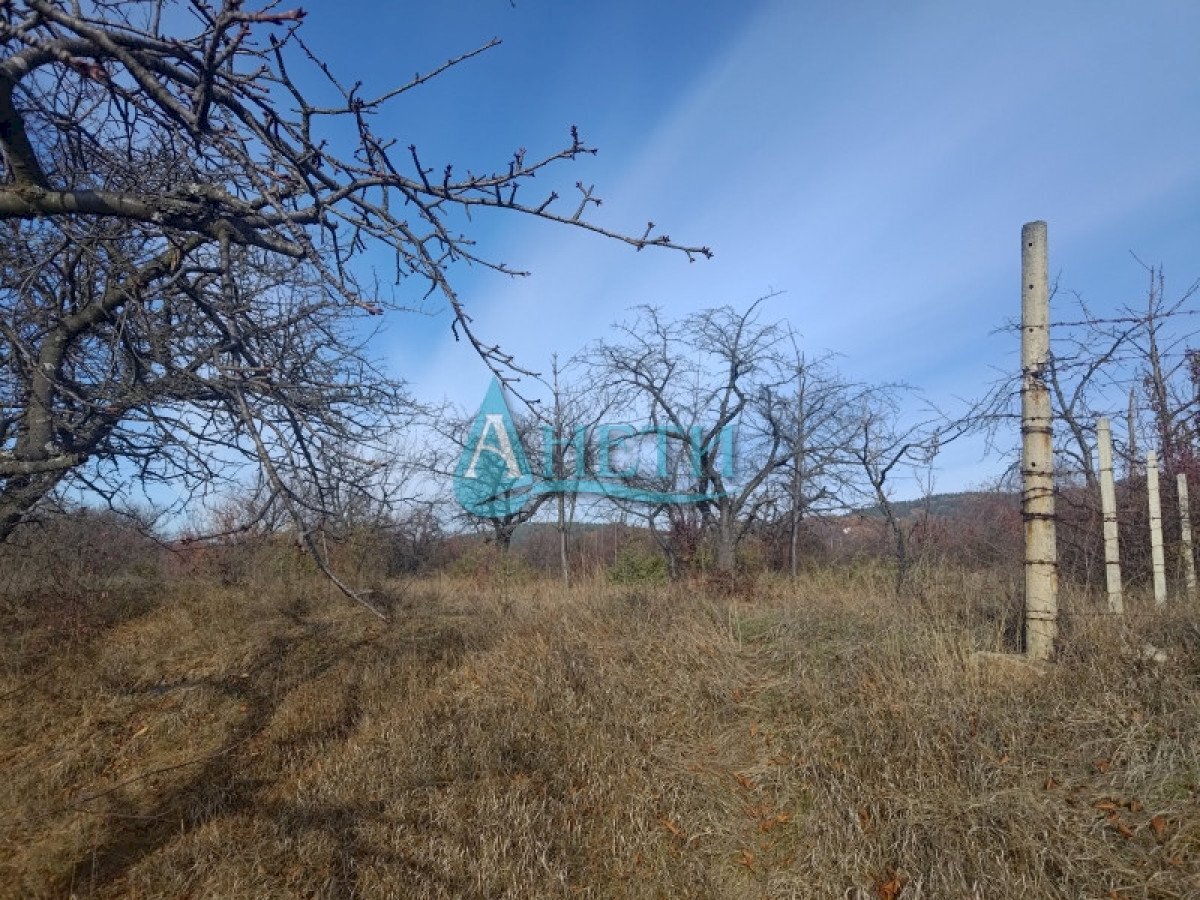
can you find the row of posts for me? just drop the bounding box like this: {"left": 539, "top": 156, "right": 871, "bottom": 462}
{"left": 1096, "top": 420, "right": 1196, "bottom": 614}
{"left": 1022, "top": 221, "right": 1195, "bottom": 662}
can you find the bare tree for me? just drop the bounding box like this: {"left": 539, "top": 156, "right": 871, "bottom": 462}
{"left": 535, "top": 354, "right": 611, "bottom": 584}
{"left": 591, "top": 299, "right": 798, "bottom": 573}
{"left": 989, "top": 262, "right": 1200, "bottom": 486}
{"left": 847, "top": 385, "right": 968, "bottom": 594}
{"left": 980, "top": 260, "right": 1200, "bottom": 589}
{"left": 0, "top": 2, "right": 708, "bottom": 598}
{"left": 1126, "top": 262, "right": 1200, "bottom": 478}
{"left": 1043, "top": 284, "right": 1139, "bottom": 490}
{"left": 769, "top": 346, "right": 866, "bottom": 577}
{"left": 417, "top": 402, "right": 549, "bottom": 553}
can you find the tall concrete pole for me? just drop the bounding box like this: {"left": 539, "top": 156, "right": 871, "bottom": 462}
{"left": 1097, "top": 417, "right": 1123, "bottom": 614}
{"left": 1147, "top": 451, "right": 1167, "bottom": 607}
{"left": 1177, "top": 473, "right": 1195, "bottom": 599}
{"left": 1021, "top": 221, "right": 1057, "bottom": 660}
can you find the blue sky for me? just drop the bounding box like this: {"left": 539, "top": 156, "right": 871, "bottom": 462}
{"left": 305, "top": 0, "right": 1200, "bottom": 496}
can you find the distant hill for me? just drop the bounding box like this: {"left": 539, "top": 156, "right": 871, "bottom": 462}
{"left": 502, "top": 492, "right": 1020, "bottom": 543}
{"left": 857, "top": 491, "right": 1019, "bottom": 521}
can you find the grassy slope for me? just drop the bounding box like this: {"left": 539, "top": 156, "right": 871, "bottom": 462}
{"left": 0, "top": 566, "right": 1197, "bottom": 898}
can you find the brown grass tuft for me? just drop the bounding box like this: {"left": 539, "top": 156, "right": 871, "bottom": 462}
{"left": 1, "top": 565, "right": 1197, "bottom": 897}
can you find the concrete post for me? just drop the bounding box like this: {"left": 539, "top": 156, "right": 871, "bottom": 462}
{"left": 1021, "top": 221, "right": 1057, "bottom": 660}
{"left": 1097, "top": 417, "right": 1123, "bottom": 614}
{"left": 1177, "top": 473, "right": 1195, "bottom": 599}
{"left": 1147, "top": 451, "right": 1167, "bottom": 607}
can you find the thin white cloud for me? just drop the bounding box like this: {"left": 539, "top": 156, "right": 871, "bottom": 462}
{"left": 408, "top": 0, "right": 1200, "bottom": 492}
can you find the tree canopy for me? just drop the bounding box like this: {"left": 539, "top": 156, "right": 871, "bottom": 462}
{"left": 0, "top": 0, "right": 709, "bottom": 591}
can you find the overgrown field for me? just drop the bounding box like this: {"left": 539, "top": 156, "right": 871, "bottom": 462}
{"left": 1, "top": 564, "right": 1197, "bottom": 898}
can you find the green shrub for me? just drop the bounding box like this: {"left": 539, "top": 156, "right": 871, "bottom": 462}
{"left": 607, "top": 543, "right": 668, "bottom": 585}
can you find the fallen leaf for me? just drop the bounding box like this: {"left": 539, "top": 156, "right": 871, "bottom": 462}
{"left": 874, "top": 871, "right": 905, "bottom": 900}
{"left": 1043, "top": 776, "right": 1059, "bottom": 790}
{"left": 1093, "top": 800, "right": 1120, "bottom": 813}
{"left": 1150, "top": 815, "right": 1167, "bottom": 840}
{"left": 1093, "top": 758, "right": 1112, "bottom": 774}
{"left": 660, "top": 817, "right": 684, "bottom": 838}
{"left": 1110, "top": 817, "right": 1134, "bottom": 839}
{"left": 734, "top": 772, "right": 755, "bottom": 791}
{"left": 738, "top": 848, "right": 755, "bottom": 870}
{"left": 1128, "top": 799, "right": 1144, "bottom": 813}
{"left": 759, "top": 812, "right": 791, "bottom": 833}
{"left": 749, "top": 722, "right": 759, "bottom": 737}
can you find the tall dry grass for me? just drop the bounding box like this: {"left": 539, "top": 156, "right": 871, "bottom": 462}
{"left": 0, "top": 561, "right": 1196, "bottom": 898}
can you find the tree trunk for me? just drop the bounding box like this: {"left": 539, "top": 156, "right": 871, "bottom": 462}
{"left": 878, "top": 494, "right": 908, "bottom": 595}
{"left": 789, "top": 431, "right": 805, "bottom": 578}
{"left": 1126, "top": 387, "right": 1140, "bottom": 479}
{"left": 0, "top": 472, "right": 62, "bottom": 543}
{"left": 557, "top": 492, "right": 569, "bottom": 586}
{"left": 789, "top": 507, "right": 800, "bottom": 578}
{"left": 715, "top": 506, "right": 737, "bottom": 573}
{"left": 493, "top": 521, "right": 515, "bottom": 553}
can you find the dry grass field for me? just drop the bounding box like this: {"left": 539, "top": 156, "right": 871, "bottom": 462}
{"left": 1, "top": 559, "right": 1197, "bottom": 898}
